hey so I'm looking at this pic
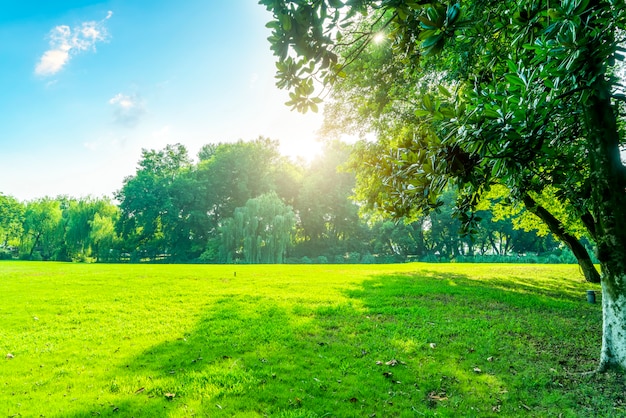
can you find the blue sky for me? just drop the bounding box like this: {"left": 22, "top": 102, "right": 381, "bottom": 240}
{"left": 0, "top": 1, "right": 324, "bottom": 201}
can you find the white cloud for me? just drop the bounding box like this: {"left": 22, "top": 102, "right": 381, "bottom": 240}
{"left": 35, "top": 11, "right": 112, "bottom": 76}
{"left": 109, "top": 93, "right": 146, "bottom": 127}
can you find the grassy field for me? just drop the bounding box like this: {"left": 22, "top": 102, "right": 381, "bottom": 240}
{"left": 0, "top": 261, "right": 623, "bottom": 417}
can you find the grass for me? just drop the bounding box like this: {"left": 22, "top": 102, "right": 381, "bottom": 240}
{"left": 0, "top": 261, "right": 623, "bottom": 417}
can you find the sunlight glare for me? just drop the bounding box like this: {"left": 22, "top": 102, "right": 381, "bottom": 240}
{"left": 373, "top": 32, "right": 386, "bottom": 44}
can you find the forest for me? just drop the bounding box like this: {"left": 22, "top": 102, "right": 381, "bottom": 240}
{"left": 0, "top": 138, "right": 589, "bottom": 265}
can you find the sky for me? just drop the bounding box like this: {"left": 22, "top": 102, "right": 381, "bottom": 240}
{"left": 0, "top": 0, "right": 325, "bottom": 201}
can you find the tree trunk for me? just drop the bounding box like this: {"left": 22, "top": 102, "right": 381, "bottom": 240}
{"left": 29, "top": 231, "right": 42, "bottom": 259}
{"left": 488, "top": 232, "right": 499, "bottom": 255}
{"left": 586, "top": 85, "right": 626, "bottom": 371}
{"left": 522, "top": 194, "right": 601, "bottom": 283}
{"left": 599, "top": 284, "right": 626, "bottom": 371}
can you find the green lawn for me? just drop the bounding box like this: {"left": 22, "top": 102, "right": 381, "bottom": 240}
{"left": 0, "top": 261, "right": 622, "bottom": 417}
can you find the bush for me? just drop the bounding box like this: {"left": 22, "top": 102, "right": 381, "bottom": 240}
{"left": 299, "top": 256, "right": 313, "bottom": 264}
{"left": 0, "top": 248, "right": 13, "bottom": 260}
{"left": 361, "top": 254, "right": 376, "bottom": 264}
{"left": 347, "top": 252, "right": 361, "bottom": 263}
{"left": 420, "top": 254, "right": 444, "bottom": 263}
{"left": 333, "top": 255, "right": 344, "bottom": 264}
{"left": 316, "top": 256, "right": 328, "bottom": 264}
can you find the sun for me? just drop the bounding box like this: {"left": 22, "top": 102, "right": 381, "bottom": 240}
{"left": 372, "top": 32, "right": 386, "bottom": 44}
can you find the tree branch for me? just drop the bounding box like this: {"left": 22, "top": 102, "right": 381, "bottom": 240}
{"left": 522, "top": 193, "right": 600, "bottom": 283}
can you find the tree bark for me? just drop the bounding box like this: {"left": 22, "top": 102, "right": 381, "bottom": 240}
{"left": 586, "top": 85, "right": 626, "bottom": 371}
{"left": 599, "top": 284, "right": 626, "bottom": 371}
{"left": 521, "top": 194, "right": 601, "bottom": 283}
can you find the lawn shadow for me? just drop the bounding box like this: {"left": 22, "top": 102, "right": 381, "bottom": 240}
{"left": 339, "top": 270, "right": 617, "bottom": 416}
{"left": 413, "top": 268, "right": 597, "bottom": 305}
{"left": 53, "top": 267, "right": 612, "bottom": 417}
{"left": 53, "top": 294, "right": 329, "bottom": 417}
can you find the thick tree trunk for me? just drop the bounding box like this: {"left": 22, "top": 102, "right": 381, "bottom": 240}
{"left": 522, "top": 194, "right": 601, "bottom": 283}
{"left": 599, "top": 283, "right": 626, "bottom": 371}
{"left": 586, "top": 87, "right": 626, "bottom": 371}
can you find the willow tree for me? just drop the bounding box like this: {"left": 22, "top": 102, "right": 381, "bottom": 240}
{"left": 220, "top": 192, "right": 296, "bottom": 264}
{"left": 260, "top": 0, "right": 626, "bottom": 371}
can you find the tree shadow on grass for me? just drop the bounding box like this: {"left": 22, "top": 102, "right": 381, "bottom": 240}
{"left": 342, "top": 271, "right": 624, "bottom": 417}
{"left": 369, "top": 268, "right": 598, "bottom": 308}
{"left": 54, "top": 268, "right": 619, "bottom": 417}
{"left": 424, "top": 267, "right": 599, "bottom": 303}
{"left": 53, "top": 294, "right": 337, "bottom": 417}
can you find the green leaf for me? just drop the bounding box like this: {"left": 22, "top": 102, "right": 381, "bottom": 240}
{"left": 422, "top": 33, "right": 443, "bottom": 48}
{"left": 504, "top": 74, "right": 526, "bottom": 87}
{"left": 418, "top": 29, "right": 438, "bottom": 41}
{"left": 423, "top": 94, "right": 433, "bottom": 110}
{"left": 280, "top": 14, "right": 292, "bottom": 31}
{"left": 506, "top": 60, "right": 517, "bottom": 73}
{"left": 446, "top": 4, "right": 461, "bottom": 25}
{"left": 484, "top": 108, "right": 500, "bottom": 118}
{"left": 437, "top": 85, "right": 452, "bottom": 98}
{"left": 418, "top": 17, "right": 440, "bottom": 30}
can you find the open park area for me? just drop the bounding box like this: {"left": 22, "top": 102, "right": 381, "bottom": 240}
{"left": 1, "top": 262, "right": 623, "bottom": 417}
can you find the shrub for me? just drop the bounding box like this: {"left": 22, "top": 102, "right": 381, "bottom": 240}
{"left": 316, "top": 256, "right": 328, "bottom": 264}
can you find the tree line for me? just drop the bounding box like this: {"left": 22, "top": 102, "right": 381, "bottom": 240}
{"left": 0, "top": 138, "right": 586, "bottom": 264}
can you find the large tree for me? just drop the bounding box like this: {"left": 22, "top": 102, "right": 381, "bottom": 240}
{"left": 260, "top": 0, "right": 626, "bottom": 370}
{"left": 194, "top": 138, "right": 288, "bottom": 225}
{"left": 116, "top": 144, "right": 194, "bottom": 261}
{"left": 21, "top": 198, "right": 63, "bottom": 260}
{"left": 220, "top": 192, "right": 296, "bottom": 263}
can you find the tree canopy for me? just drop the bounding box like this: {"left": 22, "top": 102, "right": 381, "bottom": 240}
{"left": 260, "top": 0, "right": 626, "bottom": 371}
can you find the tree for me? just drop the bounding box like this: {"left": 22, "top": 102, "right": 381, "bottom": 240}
{"left": 116, "top": 144, "right": 194, "bottom": 261}
{"left": 0, "top": 194, "right": 24, "bottom": 253}
{"left": 194, "top": 138, "right": 301, "bottom": 260}
{"left": 116, "top": 139, "right": 299, "bottom": 262}
{"left": 194, "top": 138, "right": 288, "bottom": 222}
{"left": 21, "top": 198, "right": 63, "bottom": 260}
{"left": 220, "top": 192, "right": 296, "bottom": 263}
{"left": 260, "top": 0, "right": 626, "bottom": 370}
{"left": 89, "top": 210, "right": 119, "bottom": 262}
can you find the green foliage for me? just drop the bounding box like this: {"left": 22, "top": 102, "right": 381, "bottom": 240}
{"left": 21, "top": 198, "right": 63, "bottom": 260}
{"left": 116, "top": 143, "right": 194, "bottom": 261}
{"left": 261, "top": 0, "right": 626, "bottom": 243}
{"left": 316, "top": 255, "right": 328, "bottom": 264}
{"left": 17, "top": 196, "right": 119, "bottom": 262}
{"left": 220, "top": 192, "right": 296, "bottom": 264}
{"left": 1, "top": 139, "right": 575, "bottom": 265}
{"left": 0, "top": 193, "right": 24, "bottom": 248}
{"left": 263, "top": 1, "right": 626, "bottom": 348}
{"left": 0, "top": 248, "right": 13, "bottom": 260}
